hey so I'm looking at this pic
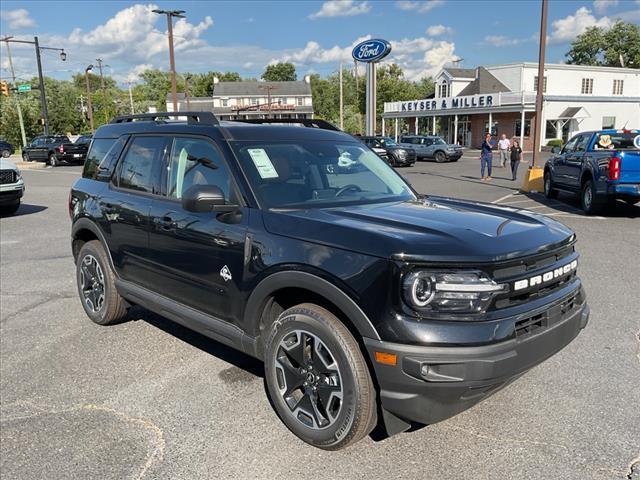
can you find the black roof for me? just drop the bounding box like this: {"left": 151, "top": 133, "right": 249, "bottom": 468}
{"left": 457, "top": 67, "right": 510, "bottom": 96}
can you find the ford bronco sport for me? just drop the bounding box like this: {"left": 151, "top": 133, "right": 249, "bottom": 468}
{"left": 70, "top": 113, "right": 589, "bottom": 450}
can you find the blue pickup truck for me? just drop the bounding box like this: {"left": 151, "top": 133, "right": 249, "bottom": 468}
{"left": 544, "top": 129, "right": 640, "bottom": 214}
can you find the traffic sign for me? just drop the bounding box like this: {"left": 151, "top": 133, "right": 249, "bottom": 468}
{"left": 17, "top": 84, "right": 32, "bottom": 92}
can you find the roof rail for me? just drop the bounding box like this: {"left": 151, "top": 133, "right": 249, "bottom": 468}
{"left": 232, "top": 118, "right": 341, "bottom": 131}
{"left": 110, "top": 111, "right": 219, "bottom": 126}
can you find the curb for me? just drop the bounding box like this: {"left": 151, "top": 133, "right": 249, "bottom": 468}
{"left": 14, "top": 161, "right": 46, "bottom": 170}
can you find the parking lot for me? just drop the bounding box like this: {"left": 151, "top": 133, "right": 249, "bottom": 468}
{"left": 1, "top": 153, "right": 638, "bottom": 480}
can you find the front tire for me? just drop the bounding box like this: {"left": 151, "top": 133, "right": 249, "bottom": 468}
{"left": 544, "top": 171, "right": 558, "bottom": 199}
{"left": 1, "top": 149, "right": 10, "bottom": 158}
{"left": 76, "top": 240, "right": 128, "bottom": 325}
{"left": 581, "top": 179, "right": 602, "bottom": 215}
{"left": 264, "top": 304, "right": 377, "bottom": 450}
{"left": 0, "top": 201, "right": 20, "bottom": 216}
{"left": 434, "top": 151, "right": 446, "bottom": 163}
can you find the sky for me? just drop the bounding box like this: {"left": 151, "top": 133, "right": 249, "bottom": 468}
{"left": 1, "top": 0, "right": 639, "bottom": 85}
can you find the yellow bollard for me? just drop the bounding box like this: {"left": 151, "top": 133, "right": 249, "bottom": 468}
{"left": 521, "top": 165, "right": 545, "bottom": 193}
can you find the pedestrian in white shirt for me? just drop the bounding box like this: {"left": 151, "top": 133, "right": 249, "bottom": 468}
{"left": 498, "top": 134, "right": 510, "bottom": 167}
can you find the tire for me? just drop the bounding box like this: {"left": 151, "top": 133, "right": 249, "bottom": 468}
{"left": 48, "top": 153, "right": 59, "bottom": 167}
{"left": 580, "top": 178, "right": 602, "bottom": 215}
{"left": 0, "top": 201, "right": 20, "bottom": 216}
{"left": 264, "top": 304, "right": 377, "bottom": 450}
{"left": 624, "top": 199, "right": 639, "bottom": 206}
{"left": 76, "top": 240, "right": 128, "bottom": 325}
{"left": 544, "top": 171, "right": 558, "bottom": 199}
{"left": 434, "top": 151, "right": 447, "bottom": 163}
{"left": 22, "top": 152, "right": 30, "bottom": 162}
{"left": 1, "top": 149, "right": 10, "bottom": 158}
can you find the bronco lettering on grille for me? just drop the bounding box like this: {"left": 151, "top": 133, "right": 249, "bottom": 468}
{"left": 513, "top": 259, "right": 578, "bottom": 291}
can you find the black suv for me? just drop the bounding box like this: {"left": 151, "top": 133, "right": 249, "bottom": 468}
{"left": 359, "top": 136, "right": 416, "bottom": 167}
{"left": 70, "top": 113, "right": 589, "bottom": 450}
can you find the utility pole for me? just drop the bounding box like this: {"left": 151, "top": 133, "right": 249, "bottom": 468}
{"left": 153, "top": 9, "right": 185, "bottom": 112}
{"left": 339, "top": 63, "right": 344, "bottom": 130}
{"left": 1, "top": 39, "right": 27, "bottom": 148}
{"left": 532, "top": 0, "right": 548, "bottom": 168}
{"left": 0, "top": 36, "right": 66, "bottom": 137}
{"left": 258, "top": 84, "right": 278, "bottom": 118}
{"left": 127, "top": 82, "right": 135, "bottom": 114}
{"left": 185, "top": 74, "right": 191, "bottom": 110}
{"left": 85, "top": 65, "right": 95, "bottom": 133}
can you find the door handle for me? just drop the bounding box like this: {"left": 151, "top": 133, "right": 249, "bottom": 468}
{"left": 156, "top": 216, "right": 177, "bottom": 231}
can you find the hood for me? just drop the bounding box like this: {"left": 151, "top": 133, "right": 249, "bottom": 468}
{"left": 262, "top": 197, "right": 574, "bottom": 263}
{"left": 0, "top": 158, "right": 18, "bottom": 171}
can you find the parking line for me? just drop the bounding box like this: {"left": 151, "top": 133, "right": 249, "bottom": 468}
{"left": 492, "top": 193, "right": 516, "bottom": 204}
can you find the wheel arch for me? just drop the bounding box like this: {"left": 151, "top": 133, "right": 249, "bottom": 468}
{"left": 244, "top": 271, "right": 381, "bottom": 358}
{"left": 71, "top": 218, "right": 116, "bottom": 271}
{"left": 580, "top": 169, "right": 593, "bottom": 186}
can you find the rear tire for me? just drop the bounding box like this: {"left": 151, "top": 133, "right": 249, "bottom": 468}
{"left": 544, "top": 171, "right": 558, "bottom": 199}
{"left": 434, "top": 151, "right": 446, "bottom": 163}
{"left": 22, "top": 152, "right": 30, "bottom": 162}
{"left": 48, "top": 153, "right": 58, "bottom": 167}
{"left": 264, "top": 303, "right": 377, "bottom": 450}
{"left": 76, "top": 240, "right": 128, "bottom": 325}
{"left": 580, "top": 178, "right": 602, "bottom": 215}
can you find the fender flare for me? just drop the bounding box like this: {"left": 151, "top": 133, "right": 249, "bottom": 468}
{"left": 243, "top": 270, "right": 381, "bottom": 341}
{"left": 71, "top": 217, "right": 116, "bottom": 272}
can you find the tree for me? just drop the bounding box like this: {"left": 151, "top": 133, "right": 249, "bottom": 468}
{"left": 262, "top": 62, "right": 297, "bottom": 81}
{"left": 566, "top": 21, "right": 640, "bottom": 68}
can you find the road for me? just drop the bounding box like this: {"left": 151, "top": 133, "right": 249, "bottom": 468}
{"left": 1, "top": 154, "right": 639, "bottom": 480}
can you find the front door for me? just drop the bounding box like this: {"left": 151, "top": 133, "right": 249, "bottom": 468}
{"left": 147, "top": 135, "right": 248, "bottom": 323}
{"left": 564, "top": 133, "right": 589, "bottom": 188}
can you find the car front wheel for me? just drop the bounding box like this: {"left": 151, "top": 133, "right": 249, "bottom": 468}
{"left": 264, "top": 304, "right": 377, "bottom": 450}
{"left": 434, "top": 151, "right": 446, "bottom": 163}
{"left": 1, "top": 149, "right": 10, "bottom": 158}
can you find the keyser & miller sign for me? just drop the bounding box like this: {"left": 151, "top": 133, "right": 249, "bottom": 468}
{"left": 395, "top": 94, "right": 501, "bottom": 113}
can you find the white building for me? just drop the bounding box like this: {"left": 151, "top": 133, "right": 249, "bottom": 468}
{"left": 382, "top": 63, "right": 640, "bottom": 150}
{"left": 166, "top": 80, "right": 314, "bottom": 120}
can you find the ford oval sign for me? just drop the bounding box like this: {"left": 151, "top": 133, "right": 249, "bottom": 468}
{"left": 352, "top": 39, "right": 392, "bottom": 63}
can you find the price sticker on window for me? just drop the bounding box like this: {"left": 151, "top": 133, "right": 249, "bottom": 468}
{"left": 248, "top": 148, "right": 279, "bottom": 179}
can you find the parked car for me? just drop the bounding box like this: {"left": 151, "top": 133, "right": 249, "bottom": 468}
{"left": 0, "top": 158, "right": 25, "bottom": 215}
{"left": 399, "top": 135, "right": 463, "bottom": 163}
{"left": 359, "top": 136, "right": 416, "bottom": 167}
{"left": 48, "top": 134, "right": 93, "bottom": 166}
{"left": 70, "top": 112, "right": 589, "bottom": 450}
{"left": 544, "top": 129, "right": 640, "bottom": 214}
{"left": 23, "top": 135, "right": 71, "bottom": 166}
{"left": 0, "top": 139, "right": 15, "bottom": 158}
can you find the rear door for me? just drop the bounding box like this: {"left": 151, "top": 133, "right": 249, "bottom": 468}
{"left": 147, "top": 135, "right": 248, "bottom": 322}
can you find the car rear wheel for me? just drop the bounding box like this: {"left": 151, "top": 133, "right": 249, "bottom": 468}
{"left": 264, "top": 304, "right": 377, "bottom": 450}
{"left": 48, "top": 153, "right": 59, "bottom": 167}
{"left": 1, "top": 149, "right": 10, "bottom": 158}
{"left": 434, "top": 151, "right": 446, "bottom": 163}
{"left": 580, "top": 179, "right": 602, "bottom": 215}
{"left": 544, "top": 171, "right": 558, "bottom": 199}
{"left": 22, "top": 152, "right": 30, "bottom": 162}
{"left": 76, "top": 240, "right": 128, "bottom": 325}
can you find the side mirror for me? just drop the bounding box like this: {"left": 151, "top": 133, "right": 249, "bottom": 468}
{"left": 551, "top": 146, "right": 561, "bottom": 154}
{"left": 181, "top": 185, "right": 232, "bottom": 213}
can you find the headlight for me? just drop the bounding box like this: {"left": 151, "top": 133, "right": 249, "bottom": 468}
{"left": 402, "top": 270, "right": 506, "bottom": 315}
{"left": 15, "top": 170, "right": 22, "bottom": 181}
{"left": 396, "top": 150, "right": 407, "bottom": 158}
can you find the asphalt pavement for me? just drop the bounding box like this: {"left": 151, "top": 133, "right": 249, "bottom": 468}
{"left": 1, "top": 153, "right": 639, "bottom": 480}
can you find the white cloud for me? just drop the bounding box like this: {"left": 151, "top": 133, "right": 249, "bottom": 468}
{"left": 549, "top": 7, "right": 612, "bottom": 44}
{"left": 124, "top": 63, "right": 154, "bottom": 83}
{"left": 593, "top": 0, "right": 618, "bottom": 14}
{"left": 426, "top": 24, "right": 453, "bottom": 36}
{"left": 1, "top": 8, "right": 36, "bottom": 29}
{"left": 484, "top": 34, "right": 536, "bottom": 47}
{"left": 309, "top": 1, "right": 371, "bottom": 19}
{"left": 395, "top": 0, "right": 445, "bottom": 13}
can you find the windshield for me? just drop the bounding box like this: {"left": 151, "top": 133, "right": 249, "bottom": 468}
{"left": 592, "top": 132, "right": 640, "bottom": 151}
{"left": 232, "top": 140, "right": 416, "bottom": 209}
{"left": 378, "top": 137, "right": 398, "bottom": 147}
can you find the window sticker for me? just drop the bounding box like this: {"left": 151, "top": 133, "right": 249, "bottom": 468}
{"left": 597, "top": 134, "right": 613, "bottom": 149}
{"left": 248, "top": 148, "right": 279, "bottom": 179}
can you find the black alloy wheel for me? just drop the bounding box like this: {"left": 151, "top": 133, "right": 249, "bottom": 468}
{"left": 22, "top": 152, "right": 30, "bottom": 162}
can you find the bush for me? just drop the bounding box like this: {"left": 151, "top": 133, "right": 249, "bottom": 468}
{"left": 546, "top": 139, "right": 563, "bottom": 147}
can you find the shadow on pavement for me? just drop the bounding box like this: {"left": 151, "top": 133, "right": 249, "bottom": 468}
{"left": 0, "top": 203, "right": 48, "bottom": 218}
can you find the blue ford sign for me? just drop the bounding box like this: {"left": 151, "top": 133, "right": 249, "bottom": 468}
{"left": 352, "top": 39, "right": 392, "bottom": 63}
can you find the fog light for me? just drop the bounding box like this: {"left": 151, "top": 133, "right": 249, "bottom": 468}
{"left": 420, "top": 364, "right": 430, "bottom": 377}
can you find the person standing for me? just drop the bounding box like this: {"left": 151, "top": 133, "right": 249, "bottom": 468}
{"left": 480, "top": 133, "right": 493, "bottom": 181}
{"left": 498, "top": 134, "right": 510, "bottom": 167}
{"left": 510, "top": 140, "right": 523, "bottom": 181}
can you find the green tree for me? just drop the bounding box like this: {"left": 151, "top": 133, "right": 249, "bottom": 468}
{"left": 262, "top": 62, "right": 297, "bottom": 81}
{"left": 566, "top": 21, "right": 640, "bottom": 68}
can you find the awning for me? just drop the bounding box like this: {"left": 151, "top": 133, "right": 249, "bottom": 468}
{"left": 555, "top": 107, "right": 589, "bottom": 120}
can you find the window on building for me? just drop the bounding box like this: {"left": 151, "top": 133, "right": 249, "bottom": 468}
{"left": 533, "top": 76, "right": 547, "bottom": 93}
{"left": 484, "top": 121, "right": 498, "bottom": 136}
{"left": 250, "top": 97, "right": 258, "bottom": 105}
{"left": 602, "top": 116, "right": 616, "bottom": 129}
{"left": 581, "top": 78, "right": 594, "bottom": 94}
{"left": 296, "top": 97, "right": 303, "bottom": 106}
{"left": 438, "top": 81, "right": 449, "bottom": 98}
{"left": 612, "top": 80, "right": 624, "bottom": 95}
{"left": 222, "top": 98, "right": 228, "bottom": 107}
{"left": 545, "top": 120, "right": 558, "bottom": 139}
{"left": 514, "top": 119, "right": 531, "bottom": 137}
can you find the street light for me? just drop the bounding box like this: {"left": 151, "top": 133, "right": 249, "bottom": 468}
{"left": 85, "top": 65, "right": 95, "bottom": 133}
{"left": 152, "top": 9, "right": 185, "bottom": 113}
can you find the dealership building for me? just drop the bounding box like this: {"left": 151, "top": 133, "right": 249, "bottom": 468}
{"left": 166, "top": 79, "right": 314, "bottom": 120}
{"left": 382, "top": 63, "right": 640, "bottom": 150}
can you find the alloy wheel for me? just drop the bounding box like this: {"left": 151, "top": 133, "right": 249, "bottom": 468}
{"left": 274, "top": 329, "right": 343, "bottom": 430}
{"left": 583, "top": 184, "right": 592, "bottom": 210}
{"left": 79, "top": 254, "right": 105, "bottom": 313}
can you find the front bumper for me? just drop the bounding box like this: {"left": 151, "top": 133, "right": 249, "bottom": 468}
{"left": 364, "top": 289, "right": 589, "bottom": 427}
{"left": 0, "top": 183, "right": 24, "bottom": 204}
{"left": 446, "top": 150, "right": 463, "bottom": 160}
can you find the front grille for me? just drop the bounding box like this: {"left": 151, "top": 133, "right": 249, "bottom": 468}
{"left": 490, "top": 244, "right": 578, "bottom": 310}
{"left": 514, "top": 290, "right": 582, "bottom": 338}
{"left": 0, "top": 170, "right": 17, "bottom": 184}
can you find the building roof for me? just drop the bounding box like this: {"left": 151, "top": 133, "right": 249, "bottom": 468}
{"left": 457, "top": 67, "right": 511, "bottom": 96}
{"left": 442, "top": 68, "right": 476, "bottom": 79}
{"left": 557, "top": 107, "right": 588, "bottom": 119}
{"left": 214, "top": 80, "right": 312, "bottom": 96}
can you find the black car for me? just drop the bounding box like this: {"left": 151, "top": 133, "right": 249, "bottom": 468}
{"left": 70, "top": 113, "right": 589, "bottom": 450}
{"left": 50, "top": 134, "right": 93, "bottom": 166}
{"left": 0, "top": 139, "right": 15, "bottom": 158}
{"left": 359, "top": 136, "right": 416, "bottom": 167}
{"left": 22, "top": 135, "right": 71, "bottom": 166}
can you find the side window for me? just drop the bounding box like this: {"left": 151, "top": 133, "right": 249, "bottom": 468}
{"left": 575, "top": 134, "right": 590, "bottom": 152}
{"left": 116, "top": 136, "right": 166, "bottom": 193}
{"left": 424, "top": 138, "right": 434, "bottom": 146}
{"left": 166, "top": 137, "right": 231, "bottom": 200}
{"left": 562, "top": 135, "right": 580, "bottom": 154}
